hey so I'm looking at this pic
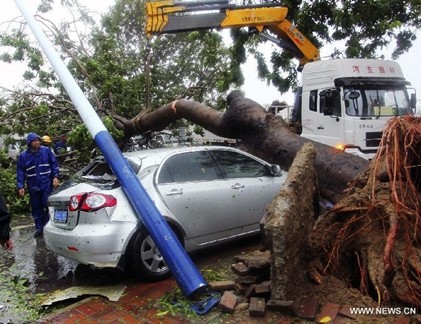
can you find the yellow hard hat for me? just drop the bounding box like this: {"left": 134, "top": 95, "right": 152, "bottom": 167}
{"left": 42, "top": 135, "right": 52, "bottom": 144}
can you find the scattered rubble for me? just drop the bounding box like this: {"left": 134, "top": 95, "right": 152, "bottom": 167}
{"left": 207, "top": 249, "right": 415, "bottom": 323}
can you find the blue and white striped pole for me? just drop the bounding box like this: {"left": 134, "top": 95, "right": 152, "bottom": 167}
{"left": 14, "top": 0, "right": 207, "bottom": 297}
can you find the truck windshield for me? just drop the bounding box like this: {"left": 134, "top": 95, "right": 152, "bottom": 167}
{"left": 344, "top": 86, "right": 412, "bottom": 117}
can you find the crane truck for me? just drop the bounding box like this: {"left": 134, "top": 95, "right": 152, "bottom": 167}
{"left": 145, "top": 0, "right": 417, "bottom": 160}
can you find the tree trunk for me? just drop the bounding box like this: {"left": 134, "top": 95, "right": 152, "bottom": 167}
{"left": 113, "top": 91, "right": 368, "bottom": 202}
{"left": 112, "top": 91, "right": 420, "bottom": 308}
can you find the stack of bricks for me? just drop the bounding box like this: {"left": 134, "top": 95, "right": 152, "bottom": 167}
{"left": 209, "top": 249, "right": 273, "bottom": 317}
{"left": 207, "top": 249, "right": 387, "bottom": 323}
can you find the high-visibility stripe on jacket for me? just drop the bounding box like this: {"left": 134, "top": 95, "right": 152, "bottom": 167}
{"left": 16, "top": 146, "right": 60, "bottom": 192}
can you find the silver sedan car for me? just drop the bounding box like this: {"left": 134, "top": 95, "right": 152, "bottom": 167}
{"left": 44, "top": 146, "right": 287, "bottom": 281}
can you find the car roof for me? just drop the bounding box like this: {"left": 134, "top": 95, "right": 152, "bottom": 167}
{"left": 122, "top": 145, "right": 255, "bottom": 166}
{"left": 123, "top": 145, "right": 230, "bottom": 156}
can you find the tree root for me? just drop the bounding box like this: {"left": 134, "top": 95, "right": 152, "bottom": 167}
{"left": 367, "top": 239, "right": 389, "bottom": 305}
{"left": 308, "top": 116, "right": 421, "bottom": 308}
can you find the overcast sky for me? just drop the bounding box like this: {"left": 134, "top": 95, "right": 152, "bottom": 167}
{"left": 1, "top": 0, "right": 420, "bottom": 108}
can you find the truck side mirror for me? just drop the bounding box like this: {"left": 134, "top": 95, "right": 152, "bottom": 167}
{"left": 410, "top": 93, "right": 417, "bottom": 110}
{"left": 348, "top": 91, "right": 360, "bottom": 100}
{"left": 320, "top": 89, "right": 340, "bottom": 98}
{"left": 323, "top": 108, "right": 333, "bottom": 116}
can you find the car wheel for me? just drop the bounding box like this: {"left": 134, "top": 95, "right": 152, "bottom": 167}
{"left": 131, "top": 227, "right": 182, "bottom": 281}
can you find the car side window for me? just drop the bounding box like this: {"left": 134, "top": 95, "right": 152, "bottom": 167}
{"left": 158, "top": 151, "right": 219, "bottom": 183}
{"left": 211, "top": 150, "right": 270, "bottom": 178}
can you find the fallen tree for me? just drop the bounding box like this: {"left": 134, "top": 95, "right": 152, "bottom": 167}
{"left": 112, "top": 90, "right": 368, "bottom": 203}
{"left": 111, "top": 91, "right": 420, "bottom": 307}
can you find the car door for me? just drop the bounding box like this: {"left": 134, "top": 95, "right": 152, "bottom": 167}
{"left": 155, "top": 150, "right": 241, "bottom": 244}
{"left": 209, "top": 149, "right": 283, "bottom": 231}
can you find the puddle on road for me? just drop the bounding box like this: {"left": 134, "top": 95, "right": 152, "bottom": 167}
{"left": 0, "top": 213, "right": 124, "bottom": 323}
{"left": 1, "top": 214, "right": 78, "bottom": 292}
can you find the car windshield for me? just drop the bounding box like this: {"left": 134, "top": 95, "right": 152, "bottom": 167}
{"left": 344, "top": 85, "right": 413, "bottom": 117}
{"left": 65, "top": 157, "right": 140, "bottom": 190}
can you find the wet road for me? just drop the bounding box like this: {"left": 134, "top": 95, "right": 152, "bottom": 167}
{"left": 1, "top": 214, "right": 78, "bottom": 291}
{"left": 0, "top": 213, "right": 262, "bottom": 323}
{"left": 0, "top": 213, "right": 126, "bottom": 322}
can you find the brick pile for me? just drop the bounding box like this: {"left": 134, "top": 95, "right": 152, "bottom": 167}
{"left": 208, "top": 249, "right": 411, "bottom": 324}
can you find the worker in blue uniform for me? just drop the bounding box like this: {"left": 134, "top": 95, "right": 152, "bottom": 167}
{"left": 16, "top": 132, "right": 60, "bottom": 237}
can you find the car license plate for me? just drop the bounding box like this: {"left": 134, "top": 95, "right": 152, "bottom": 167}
{"left": 54, "top": 209, "right": 68, "bottom": 223}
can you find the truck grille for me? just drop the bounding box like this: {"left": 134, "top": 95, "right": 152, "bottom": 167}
{"left": 366, "top": 132, "right": 383, "bottom": 147}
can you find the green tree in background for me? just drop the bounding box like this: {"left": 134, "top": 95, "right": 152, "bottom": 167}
{"left": 0, "top": 0, "right": 419, "bottom": 208}
{"left": 0, "top": 0, "right": 234, "bottom": 156}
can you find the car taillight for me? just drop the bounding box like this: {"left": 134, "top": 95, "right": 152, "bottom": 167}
{"left": 68, "top": 193, "right": 117, "bottom": 212}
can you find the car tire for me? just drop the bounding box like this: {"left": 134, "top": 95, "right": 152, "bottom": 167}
{"left": 130, "top": 226, "right": 182, "bottom": 282}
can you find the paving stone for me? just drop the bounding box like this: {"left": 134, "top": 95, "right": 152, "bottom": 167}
{"left": 266, "top": 300, "right": 298, "bottom": 316}
{"left": 99, "top": 310, "right": 138, "bottom": 323}
{"left": 231, "top": 262, "right": 250, "bottom": 275}
{"left": 233, "top": 250, "right": 271, "bottom": 270}
{"left": 218, "top": 290, "right": 238, "bottom": 313}
{"left": 244, "top": 284, "right": 256, "bottom": 299}
{"left": 338, "top": 304, "right": 356, "bottom": 319}
{"left": 316, "top": 303, "right": 340, "bottom": 323}
{"left": 143, "top": 307, "right": 186, "bottom": 323}
{"left": 86, "top": 305, "right": 118, "bottom": 321}
{"left": 334, "top": 315, "right": 356, "bottom": 324}
{"left": 73, "top": 297, "right": 109, "bottom": 316}
{"left": 235, "top": 283, "right": 249, "bottom": 295}
{"left": 208, "top": 280, "right": 236, "bottom": 291}
{"left": 74, "top": 318, "right": 97, "bottom": 324}
{"left": 246, "top": 254, "right": 271, "bottom": 270}
{"left": 249, "top": 297, "right": 266, "bottom": 317}
{"left": 393, "top": 317, "right": 411, "bottom": 324}
{"left": 254, "top": 281, "right": 271, "bottom": 294}
{"left": 295, "top": 298, "right": 320, "bottom": 321}
{"left": 121, "top": 297, "right": 150, "bottom": 315}
{"left": 235, "top": 274, "right": 261, "bottom": 285}
{"left": 44, "top": 309, "right": 86, "bottom": 324}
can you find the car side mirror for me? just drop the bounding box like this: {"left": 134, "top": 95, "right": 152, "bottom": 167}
{"left": 269, "top": 164, "right": 282, "bottom": 176}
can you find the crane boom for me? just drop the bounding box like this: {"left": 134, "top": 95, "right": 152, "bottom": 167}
{"left": 145, "top": 0, "right": 320, "bottom": 68}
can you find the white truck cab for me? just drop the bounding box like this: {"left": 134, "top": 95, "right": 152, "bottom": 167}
{"left": 291, "top": 59, "right": 416, "bottom": 160}
{"left": 144, "top": 1, "right": 417, "bottom": 161}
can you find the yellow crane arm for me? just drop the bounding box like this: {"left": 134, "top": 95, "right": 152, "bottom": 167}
{"left": 145, "top": 0, "right": 320, "bottom": 68}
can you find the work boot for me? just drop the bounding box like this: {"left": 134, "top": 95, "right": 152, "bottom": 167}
{"left": 34, "top": 229, "right": 43, "bottom": 238}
